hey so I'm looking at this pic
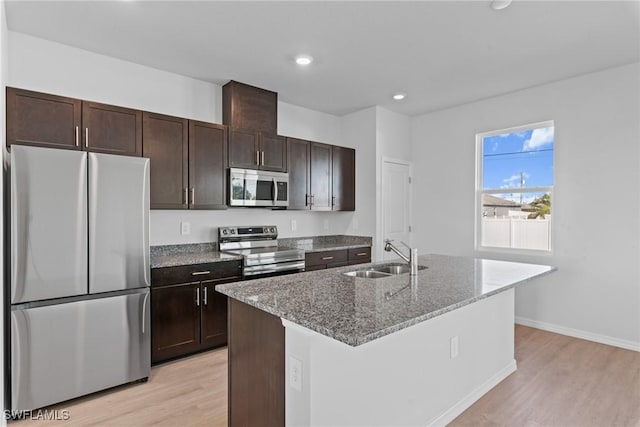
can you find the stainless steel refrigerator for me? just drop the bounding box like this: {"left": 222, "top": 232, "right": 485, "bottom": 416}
{"left": 8, "top": 145, "right": 151, "bottom": 411}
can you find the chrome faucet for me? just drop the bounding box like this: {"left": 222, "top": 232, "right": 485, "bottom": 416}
{"left": 384, "top": 239, "right": 418, "bottom": 276}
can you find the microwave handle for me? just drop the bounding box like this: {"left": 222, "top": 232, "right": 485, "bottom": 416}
{"left": 273, "top": 177, "right": 278, "bottom": 204}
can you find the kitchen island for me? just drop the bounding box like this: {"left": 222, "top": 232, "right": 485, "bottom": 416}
{"left": 217, "top": 254, "right": 555, "bottom": 426}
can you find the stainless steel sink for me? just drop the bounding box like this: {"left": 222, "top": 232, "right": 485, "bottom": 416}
{"left": 343, "top": 263, "right": 427, "bottom": 279}
{"left": 343, "top": 270, "right": 392, "bottom": 279}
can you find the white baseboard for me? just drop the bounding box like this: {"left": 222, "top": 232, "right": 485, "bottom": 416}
{"left": 515, "top": 316, "right": 640, "bottom": 352}
{"left": 427, "top": 360, "right": 517, "bottom": 427}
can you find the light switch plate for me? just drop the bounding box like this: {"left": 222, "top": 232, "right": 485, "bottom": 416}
{"left": 291, "top": 219, "right": 297, "bottom": 231}
{"left": 450, "top": 336, "right": 459, "bottom": 359}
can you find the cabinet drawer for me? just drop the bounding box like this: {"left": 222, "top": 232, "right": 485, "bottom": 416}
{"left": 305, "top": 249, "right": 348, "bottom": 267}
{"left": 348, "top": 247, "right": 371, "bottom": 262}
{"left": 151, "top": 261, "right": 242, "bottom": 287}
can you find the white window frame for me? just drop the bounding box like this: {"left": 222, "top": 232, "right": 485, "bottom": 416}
{"left": 475, "top": 120, "right": 555, "bottom": 256}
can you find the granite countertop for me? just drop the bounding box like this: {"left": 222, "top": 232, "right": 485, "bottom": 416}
{"left": 151, "top": 235, "right": 373, "bottom": 269}
{"left": 217, "top": 254, "right": 555, "bottom": 346}
{"left": 278, "top": 235, "right": 372, "bottom": 252}
{"left": 151, "top": 243, "right": 242, "bottom": 269}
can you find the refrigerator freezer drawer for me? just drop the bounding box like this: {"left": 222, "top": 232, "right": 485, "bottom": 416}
{"left": 10, "top": 146, "right": 88, "bottom": 304}
{"left": 11, "top": 291, "right": 150, "bottom": 411}
{"left": 88, "top": 153, "right": 150, "bottom": 294}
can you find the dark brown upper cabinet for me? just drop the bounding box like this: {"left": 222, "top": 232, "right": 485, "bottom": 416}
{"left": 6, "top": 87, "right": 141, "bottom": 157}
{"left": 143, "top": 114, "right": 227, "bottom": 210}
{"left": 223, "top": 80, "right": 277, "bottom": 133}
{"left": 309, "top": 142, "right": 333, "bottom": 211}
{"left": 228, "top": 128, "right": 286, "bottom": 172}
{"left": 6, "top": 87, "right": 82, "bottom": 150}
{"left": 142, "top": 113, "right": 189, "bottom": 209}
{"left": 82, "top": 101, "right": 142, "bottom": 156}
{"left": 287, "top": 138, "right": 334, "bottom": 211}
{"left": 287, "top": 137, "right": 310, "bottom": 209}
{"left": 188, "top": 120, "right": 228, "bottom": 209}
{"left": 331, "top": 146, "right": 356, "bottom": 211}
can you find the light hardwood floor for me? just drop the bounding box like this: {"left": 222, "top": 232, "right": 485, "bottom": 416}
{"left": 12, "top": 325, "right": 640, "bottom": 426}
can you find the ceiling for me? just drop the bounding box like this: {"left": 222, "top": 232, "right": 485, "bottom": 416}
{"left": 5, "top": 1, "right": 640, "bottom": 117}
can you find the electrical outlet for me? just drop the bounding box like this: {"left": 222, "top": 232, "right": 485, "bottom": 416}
{"left": 450, "top": 336, "right": 459, "bottom": 359}
{"left": 291, "top": 219, "right": 297, "bottom": 231}
{"left": 353, "top": 217, "right": 359, "bottom": 230}
{"left": 180, "top": 222, "right": 191, "bottom": 235}
{"left": 289, "top": 356, "right": 302, "bottom": 391}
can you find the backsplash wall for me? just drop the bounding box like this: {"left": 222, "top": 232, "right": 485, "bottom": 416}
{"left": 150, "top": 209, "right": 359, "bottom": 245}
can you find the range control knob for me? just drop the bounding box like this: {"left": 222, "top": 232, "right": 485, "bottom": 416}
{"left": 270, "top": 227, "right": 276, "bottom": 233}
{"left": 230, "top": 229, "right": 236, "bottom": 234}
{"left": 222, "top": 229, "right": 228, "bottom": 235}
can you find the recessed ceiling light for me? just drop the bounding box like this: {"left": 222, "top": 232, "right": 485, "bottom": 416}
{"left": 295, "top": 55, "right": 313, "bottom": 66}
{"left": 491, "top": 0, "right": 512, "bottom": 10}
{"left": 393, "top": 93, "right": 406, "bottom": 101}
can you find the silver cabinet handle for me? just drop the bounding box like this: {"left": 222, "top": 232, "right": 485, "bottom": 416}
{"left": 305, "top": 194, "right": 309, "bottom": 206}
{"left": 261, "top": 151, "right": 265, "bottom": 166}
{"left": 203, "top": 286, "right": 208, "bottom": 306}
{"left": 356, "top": 252, "right": 368, "bottom": 256}
{"left": 332, "top": 195, "right": 336, "bottom": 208}
{"left": 196, "top": 287, "right": 200, "bottom": 306}
{"left": 256, "top": 151, "right": 260, "bottom": 165}
{"left": 191, "top": 271, "right": 211, "bottom": 276}
{"left": 310, "top": 194, "right": 315, "bottom": 206}
{"left": 184, "top": 188, "right": 188, "bottom": 206}
{"left": 85, "top": 128, "right": 89, "bottom": 147}
{"left": 190, "top": 188, "right": 195, "bottom": 205}
{"left": 322, "top": 256, "right": 334, "bottom": 260}
{"left": 75, "top": 126, "right": 79, "bottom": 147}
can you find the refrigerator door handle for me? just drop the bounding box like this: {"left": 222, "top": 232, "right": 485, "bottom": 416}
{"left": 141, "top": 291, "right": 149, "bottom": 335}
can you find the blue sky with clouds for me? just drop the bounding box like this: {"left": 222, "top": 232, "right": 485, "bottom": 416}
{"left": 482, "top": 126, "right": 554, "bottom": 192}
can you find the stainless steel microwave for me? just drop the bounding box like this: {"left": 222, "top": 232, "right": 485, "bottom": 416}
{"left": 229, "top": 168, "right": 289, "bottom": 207}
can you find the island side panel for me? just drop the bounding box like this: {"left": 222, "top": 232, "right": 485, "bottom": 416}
{"left": 228, "top": 299, "right": 285, "bottom": 427}
{"left": 284, "top": 288, "right": 516, "bottom": 426}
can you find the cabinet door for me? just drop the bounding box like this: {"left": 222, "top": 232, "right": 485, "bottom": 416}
{"left": 189, "top": 120, "right": 228, "bottom": 209}
{"left": 223, "top": 80, "right": 278, "bottom": 133}
{"left": 259, "top": 133, "right": 286, "bottom": 172}
{"left": 82, "top": 101, "right": 142, "bottom": 156}
{"left": 287, "top": 138, "right": 310, "bottom": 210}
{"left": 310, "top": 142, "right": 332, "bottom": 211}
{"left": 143, "top": 113, "right": 188, "bottom": 209}
{"left": 6, "top": 87, "right": 82, "bottom": 150}
{"left": 331, "top": 146, "right": 356, "bottom": 211}
{"left": 151, "top": 283, "right": 201, "bottom": 364}
{"left": 200, "top": 281, "right": 229, "bottom": 349}
{"left": 228, "top": 128, "right": 259, "bottom": 169}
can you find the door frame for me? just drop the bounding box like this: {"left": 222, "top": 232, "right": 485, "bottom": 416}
{"left": 377, "top": 157, "right": 413, "bottom": 262}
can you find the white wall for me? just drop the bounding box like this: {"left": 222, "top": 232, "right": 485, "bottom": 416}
{"left": 411, "top": 63, "right": 640, "bottom": 348}
{"left": 7, "top": 32, "right": 366, "bottom": 245}
{"left": 341, "top": 107, "right": 378, "bottom": 254}
{"left": 0, "top": 0, "right": 7, "bottom": 422}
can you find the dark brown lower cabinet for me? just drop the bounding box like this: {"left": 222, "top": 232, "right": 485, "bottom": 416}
{"left": 151, "top": 261, "right": 242, "bottom": 364}
{"left": 305, "top": 247, "right": 371, "bottom": 270}
{"left": 229, "top": 298, "right": 285, "bottom": 427}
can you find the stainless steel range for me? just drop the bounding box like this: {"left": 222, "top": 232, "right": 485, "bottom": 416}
{"left": 219, "top": 226, "right": 305, "bottom": 278}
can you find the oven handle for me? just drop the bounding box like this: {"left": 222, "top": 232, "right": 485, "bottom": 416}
{"left": 243, "top": 260, "right": 306, "bottom": 276}
{"left": 243, "top": 254, "right": 306, "bottom": 266}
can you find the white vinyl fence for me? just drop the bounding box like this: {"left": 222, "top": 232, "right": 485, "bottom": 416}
{"left": 482, "top": 218, "right": 551, "bottom": 251}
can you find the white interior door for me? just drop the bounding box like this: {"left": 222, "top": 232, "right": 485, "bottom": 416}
{"left": 382, "top": 160, "right": 412, "bottom": 260}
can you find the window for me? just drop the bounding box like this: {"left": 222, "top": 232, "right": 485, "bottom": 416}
{"left": 476, "top": 121, "right": 554, "bottom": 253}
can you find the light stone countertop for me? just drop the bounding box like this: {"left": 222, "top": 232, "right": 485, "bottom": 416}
{"left": 150, "top": 243, "right": 242, "bottom": 269}
{"left": 216, "top": 254, "right": 556, "bottom": 346}
{"left": 151, "top": 235, "right": 373, "bottom": 269}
